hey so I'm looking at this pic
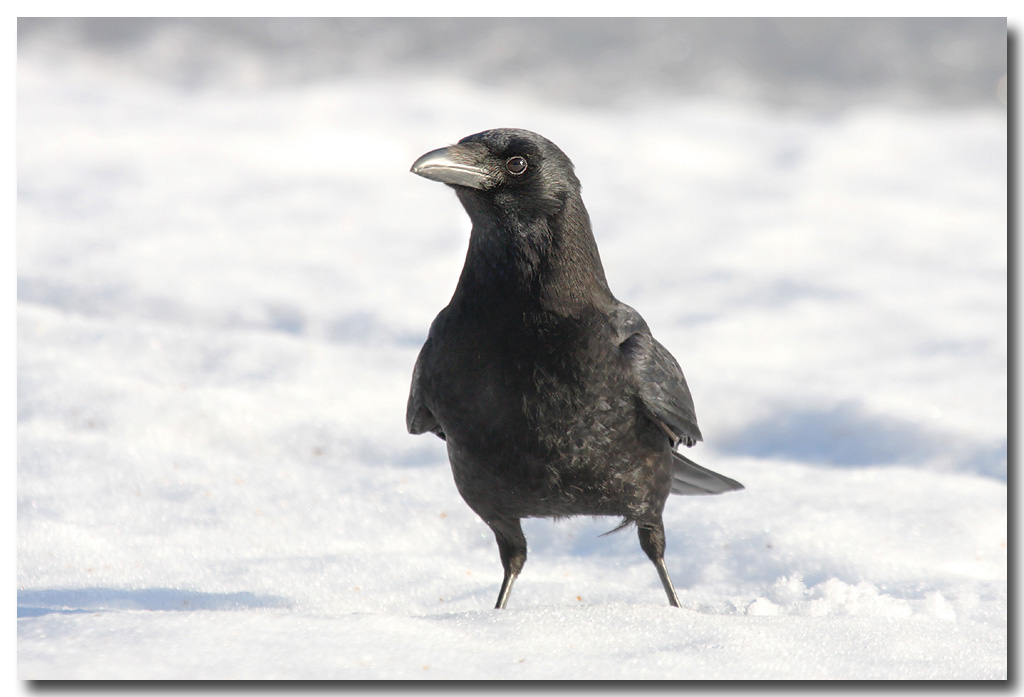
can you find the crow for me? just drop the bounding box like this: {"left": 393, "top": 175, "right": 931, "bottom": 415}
{"left": 407, "top": 128, "right": 743, "bottom": 609}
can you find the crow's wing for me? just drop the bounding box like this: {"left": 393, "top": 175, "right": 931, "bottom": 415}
{"left": 406, "top": 337, "right": 445, "bottom": 440}
{"left": 612, "top": 303, "right": 702, "bottom": 448}
{"left": 611, "top": 304, "right": 742, "bottom": 496}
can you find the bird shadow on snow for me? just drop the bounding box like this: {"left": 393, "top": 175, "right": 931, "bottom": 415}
{"left": 714, "top": 400, "right": 1006, "bottom": 481}
{"left": 17, "top": 588, "right": 292, "bottom": 618}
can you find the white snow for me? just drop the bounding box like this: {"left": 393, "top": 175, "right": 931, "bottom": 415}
{"left": 17, "top": 37, "right": 1006, "bottom": 679}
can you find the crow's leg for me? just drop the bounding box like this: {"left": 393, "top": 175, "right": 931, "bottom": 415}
{"left": 638, "top": 518, "right": 680, "bottom": 607}
{"left": 490, "top": 519, "right": 527, "bottom": 610}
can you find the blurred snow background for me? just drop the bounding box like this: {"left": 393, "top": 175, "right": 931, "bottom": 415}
{"left": 17, "top": 18, "right": 1007, "bottom": 679}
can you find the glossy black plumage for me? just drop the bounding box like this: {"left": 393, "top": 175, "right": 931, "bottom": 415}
{"left": 407, "top": 128, "right": 742, "bottom": 608}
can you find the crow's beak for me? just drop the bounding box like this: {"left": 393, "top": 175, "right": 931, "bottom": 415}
{"left": 411, "top": 144, "right": 492, "bottom": 190}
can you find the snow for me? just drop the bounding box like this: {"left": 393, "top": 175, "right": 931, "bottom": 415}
{"left": 17, "top": 20, "right": 1006, "bottom": 680}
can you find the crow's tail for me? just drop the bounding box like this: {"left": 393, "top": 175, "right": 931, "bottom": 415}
{"left": 670, "top": 452, "right": 744, "bottom": 495}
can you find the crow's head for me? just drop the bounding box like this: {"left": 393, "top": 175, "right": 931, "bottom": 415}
{"left": 412, "top": 129, "right": 607, "bottom": 303}
{"left": 411, "top": 128, "right": 581, "bottom": 222}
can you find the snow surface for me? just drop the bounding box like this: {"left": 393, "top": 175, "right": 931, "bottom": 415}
{"left": 17, "top": 28, "right": 1006, "bottom": 680}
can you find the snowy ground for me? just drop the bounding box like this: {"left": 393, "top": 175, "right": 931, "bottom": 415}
{"left": 17, "top": 23, "right": 1006, "bottom": 680}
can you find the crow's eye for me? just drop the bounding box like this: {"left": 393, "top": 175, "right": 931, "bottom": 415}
{"left": 506, "top": 156, "right": 528, "bottom": 175}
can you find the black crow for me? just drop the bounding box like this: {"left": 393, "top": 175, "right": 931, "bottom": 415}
{"left": 407, "top": 128, "right": 742, "bottom": 609}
